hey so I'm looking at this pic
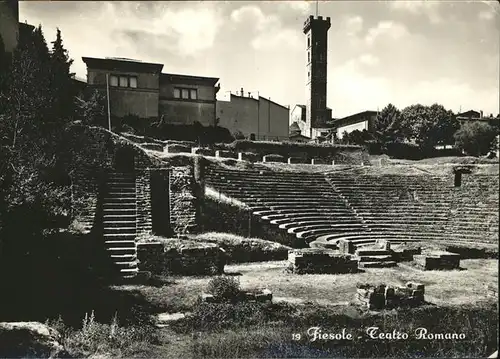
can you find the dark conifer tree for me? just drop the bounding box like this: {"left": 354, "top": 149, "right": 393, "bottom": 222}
{"left": 49, "top": 28, "right": 76, "bottom": 123}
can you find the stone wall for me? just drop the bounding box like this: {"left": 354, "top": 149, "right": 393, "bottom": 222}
{"left": 70, "top": 171, "right": 100, "bottom": 234}
{"left": 136, "top": 170, "right": 152, "bottom": 239}
{"left": 355, "top": 282, "right": 425, "bottom": 310}
{"left": 414, "top": 251, "right": 461, "bottom": 270}
{"left": 136, "top": 240, "right": 225, "bottom": 275}
{"left": 287, "top": 249, "right": 358, "bottom": 274}
{"left": 447, "top": 173, "right": 499, "bottom": 242}
{"left": 170, "top": 166, "right": 198, "bottom": 234}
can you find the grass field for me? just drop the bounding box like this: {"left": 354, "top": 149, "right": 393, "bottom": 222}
{"left": 52, "top": 258, "right": 497, "bottom": 358}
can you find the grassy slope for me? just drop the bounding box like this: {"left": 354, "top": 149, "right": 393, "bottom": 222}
{"left": 85, "top": 258, "right": 498, "bottom": 358}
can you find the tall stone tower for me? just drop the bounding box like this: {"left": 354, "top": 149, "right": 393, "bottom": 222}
{"left": 303, "top": 15, "right": 331, "bottom": 138}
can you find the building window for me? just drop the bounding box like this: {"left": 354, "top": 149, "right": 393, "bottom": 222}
{"left": 308, "top": 52, "right": 310, "bottom": 63}
{"left": 174, "top": 87, "right": 198, "bottom": 100}
{"left": 454, "top": 172, "right": 462, "bottom": 187}
{"left": 109, "top": 75, "right": 118, "bottom": 87}
{"left": 307, "top": 36, "right": 310, "bottom": 48}
{"left": 129, "top": 76, "right": 137, "bottom": 88}
{"left": 119, "top": 76, "right": 128, "bottom": 87}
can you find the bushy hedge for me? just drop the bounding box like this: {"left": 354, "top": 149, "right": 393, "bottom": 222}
{"left": 367, "top": 141, "right": 462, "bottom": 160}
{"left": 193, "top": 232, "right": 291, "bottom": 263}
{"left": 216, "top": 140, "right": 363, "bottom": 162}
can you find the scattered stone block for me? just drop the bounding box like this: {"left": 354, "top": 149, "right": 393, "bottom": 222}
{"left": 376, "top": 239, "right": 391, "bottom": 251}
{"left": 406, "top": 281, "right": 425, "bottom": 294}
{"left": 338, "top": 239, "right": 355, "bottom": 254}
{"left": 414, "top": 251, "right": 460, "bottom": 270}
{"left": 201, "top": 293, "right": 217, "bottom": 303}
{"left": 255, "top": 289, "right": 273, "bottom": 302}
{"left": 288, "top": 248, "right": 358, "bottom": 274}
{"left": 0, "top": 322, "right": 67, "bottom": 358}
{"left": 355, "top": 282, "right": 426, "bottom": 310}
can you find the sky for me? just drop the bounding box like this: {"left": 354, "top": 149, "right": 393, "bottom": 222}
{"left": 19, "top": 0, "right": 500, "bottom": 118}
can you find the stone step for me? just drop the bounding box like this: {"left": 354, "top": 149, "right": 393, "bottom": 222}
{"left": 107, "top": 247, "right": 137, "bottom": 255}
{"left": 355, "top": 249, "right": 392, "bottom": 256}
{"left": 288, "top": 223, "right": 366, "bottom": 234}
{"left": 104, "top": 227, "right": 137, "bottom": 234}
{"left": 120, "top": 267, "right": 139, "bottom": 275}
{"left": 104, "top": 240, "right": 136, "bottom": 247}
{"left": 103, "top": 220, "right": 136, "bottom": 227}
{"left": 270, "top": 215, "right": 359, "bottom": 225}
{"left": 357, "top": 255, "right": 394, "bottom": 262}
{"left": 107, "top": 188, "right": 136, "bottom": 194}
{"left": 110, "top": 253, "right": 137, "bottom": 261}
{"left": 104, "top": 197, "right": 136, "bottom": 203}
{"left": 107, "top": 175, "right": 135, "bottom": 181}
{"left": 104, "top": 233, "right": 136, "bottom": 239}
{"left": 103, "top": 213, "right": 136, "bottom": 220}
{"left": 358, "top": 261, "right": 398, "bottom": 268}
{"left": 114, "top": 261, "right": 138, "bottom": 269}
{"left": 103, "top": 203, "right": 136, "bottom": 209}
{"left": 279, "top": 219, "right": 362, "bottom": 229}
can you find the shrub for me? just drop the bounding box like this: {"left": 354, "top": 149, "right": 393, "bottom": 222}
{"left": 454, "top": 121, "right": 498, "bottom": 156}
{"left": 207, "top": 276, "right": 240, "bottom": 301}
{"left": 233, "top": 130, "right": 246, "bottom": 140}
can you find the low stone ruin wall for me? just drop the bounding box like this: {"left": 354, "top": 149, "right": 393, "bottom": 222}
{"left": 201, "top": 289, "right": 273, "bottom": 304}
{"left": 414, "top": 251, "right": 460, "bottom": 270}
{"left": 137, "top": 240, "right": 226, "bottom": 276}
{"left": 355, "top": 282, "right": 425, "bottom": 310}
{"left": 391, "top": 246, "right": 422, "bottom": 262}
{"left": 287, "top": 249, "right": 358, "bottom": 274}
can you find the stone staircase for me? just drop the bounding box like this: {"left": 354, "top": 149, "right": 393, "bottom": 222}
{"left": 354, "top": 247, "right": 397, "bottom": 269}
{"left": 103, "top": 172, "right": 138, "bottom": 279}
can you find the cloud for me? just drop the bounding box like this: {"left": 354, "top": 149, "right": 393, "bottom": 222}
{"left": 286, "top": 1, "right": 312, "bottom": 14}
{"left": 389, "top": 0, "right": 443, "bottom": 24}
{"left": 19, "top": 2, "right": 224, "bottom": 77}
{"left": 358, "top": 54, "right": 380, "bottom": 66}
{"left": 400, "top": 78, "right": 499, "bottom": 114}
{"left": 107, "top": 2, "right": 222, "bottom": 56}
{"left": 365, "top": 21, "right": 409, "bottom": 45}
{"left": 230, "top": 5, "right": 302, "bottom": 50}
{"left": 341, "top": 15, "right": 363, "bottom": 36}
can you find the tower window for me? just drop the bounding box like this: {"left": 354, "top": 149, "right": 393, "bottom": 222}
{"left": 307, "top": 36, "right": 310, "bottom": 48}
{"left": 129, "top": 76, "right": 137, "bottom": 88}
{"left": 109, "top": 75, "right": 118, "bottom": 87}
{"left": 119, "top": 76, "right": 128, "bottom": 87}
{"left": 307, "top": 52, "right": 310, "bottom": 63}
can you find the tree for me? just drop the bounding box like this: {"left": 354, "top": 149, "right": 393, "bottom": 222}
{"left": 49, "top": 28, "right": 76, "bottom": 123}
{"left": 342, "top": 129, "right": 371, "bottom": 145}
{"left": 454, "top": 121, "right": 498, "bottom": 156}
{"left": 400, "top": 103, "right": 457, "bottom": 149}
{"left": 232, "top": 130, "right": 246, "bottom": 140}
{"left": 372, "top": 104, "right": 404, "bottom": 149}
{"left": 75, "top": 89, "right": 106, "bottom": 127}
